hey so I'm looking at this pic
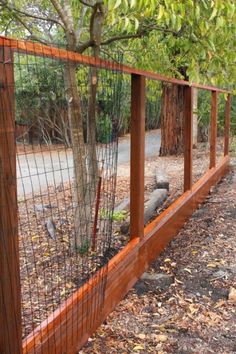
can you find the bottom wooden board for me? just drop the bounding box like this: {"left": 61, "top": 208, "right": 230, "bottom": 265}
{"left": 23, "top": 157, "right": 229, "bottom": 354}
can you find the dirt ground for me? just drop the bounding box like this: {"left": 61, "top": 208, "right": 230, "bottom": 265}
{"left": 81, "top": 160, "right": 236, "bottom": 354}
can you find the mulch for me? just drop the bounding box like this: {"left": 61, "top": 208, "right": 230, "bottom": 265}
{"left": 81, "top": 161, "right": 236, "bottom": 354}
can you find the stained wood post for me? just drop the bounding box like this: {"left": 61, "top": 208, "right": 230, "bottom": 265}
{"left": 130, "top": 74, "right": 145, "bottom": 239}
{"left": 210, "top": 91, "right": 218, "bottom": 168}
{"left": 184, "top": 85, "right": 193, "bottom": 191}
{"left": 0, "top": 45, "right": 22, "bottom": 353}
{"left": 224, "top": 93, "right": 231, "bottom": 156}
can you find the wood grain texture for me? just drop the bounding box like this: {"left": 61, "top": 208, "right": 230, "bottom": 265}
{"left": 22, "top": 156, "right": 229, "bottom": 354}
{"left": 130, "top": 74, "right": 145, "bottom": 239}
{"left": 184, "top": 86, "right": 193, "bottom": 191}
{"left": 0, "top": 46, "right": 22, "bottom": 354}
{"left": 224, "top": 94, "right": 231, "bottom": 156}
{"left": 0, "top": 36, "right": 229, "bottom": 93}
{"left": 210, "top": 91, "right": 218, "bottom": 169}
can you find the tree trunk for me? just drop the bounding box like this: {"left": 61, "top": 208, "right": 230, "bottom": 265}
{"left": 86, "top": 46, "right": 99, "bottom": 198}
{"left": 192, "top": 87, "right": 198, "bottom": 148}
{"left": 159, "top": 83, "right": 184, "bottom": 156}
{"left": 64, "top": 62, "right": 93, "bottom": 251}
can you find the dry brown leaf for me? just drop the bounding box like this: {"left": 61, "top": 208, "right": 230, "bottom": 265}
{"left": 228, "top": 287, "right": 236, "bottom": 302}
{"left": 136, "top": 333, "right": 146, "bottom": 340}
{"left": 156, "top": 334, "right": 168, "bottom": 342}
{"left": 133, "top": 345, "right": 144, "bottom": 351}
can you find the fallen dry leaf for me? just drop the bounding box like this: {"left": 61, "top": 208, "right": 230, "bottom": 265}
{"left": 228, "top": 287, "right": 236, "bottom": 302}
{"left": 133, "top": 345, "right": 144, "bottom": 351}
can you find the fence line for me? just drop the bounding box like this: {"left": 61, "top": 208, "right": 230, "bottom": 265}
{"left": 0, "top": 36, "right": 231, "bottom": 354}
{"left": 0, "top": 35, "right": 229, "bottom": 92}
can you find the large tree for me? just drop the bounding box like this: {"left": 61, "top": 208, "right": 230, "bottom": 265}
{"left": 0, "top": 0, "right": 174, "bottom": 249}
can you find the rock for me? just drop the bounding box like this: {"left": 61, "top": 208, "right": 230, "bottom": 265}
{"left": 45, "top": 218, "right": 56, "bottom": 240}
{"left": 144, "top": 189, "right": 167, "bottom": 224}
{"left": 135, "top": 273, "right": 174, "bottom": 296}
{"left": 35, "top": 204, "right": 51, "bottom": 212}
{"left": 114, "top": 197, "right": 130, "bottom": 212}
{"left": 155, "top": 168, "right": 169, "bottom": 190}
{"left": 120, "top": 221, "right": 130, "bottom": 235}
{"left": 192, "top": 208, "right": 206, "bottom": 218}
{"left": 141, "top": 272, "right": 174, "bottom": 285}
{"left": 120, "top": 189, "right": 167, "bottom": 234}
{"left": 228, "top": 287, "right": 236, "bottom": 302}
{"left": 213, "top": 269, "right": 228, "bottom": 279}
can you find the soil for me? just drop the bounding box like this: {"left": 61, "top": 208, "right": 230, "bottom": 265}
{"left": 81, "top": 160, "right": 236, "bottom": 354}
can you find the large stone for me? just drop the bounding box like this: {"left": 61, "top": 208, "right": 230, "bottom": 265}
{"left": 144, "top": 189, "right": 168, "bottom": 224}
{"left": 155, "top": 168, "right": 169, "bottom": 191}
{"left": 115, "top": 197, "right": 130, "bottom": 212}
{"left": 120, "top": 189, "right": 168, "bottom": 234}
{"left": 134, "top": 272, "right": 174, "bottom": 295}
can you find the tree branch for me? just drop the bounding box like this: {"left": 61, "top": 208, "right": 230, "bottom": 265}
{"left": 76, "top": 5, "right": 88, "bottom": 41}
{"left": 0, "top": 1, "right": 64, "bottom": 28}
{"left": 101, "top": 33, "right": 143, "bottom": 45}
{"left": 101, "top": 25, "right": 177, "bottom": 46}
{"left": 79, "top": 0, "right": 95, "bottom": 8}
{"left": 12, "top": 13, "right": 50, "bottom": 45}
{"left": 49, "top": 0, "right": 70, "bottom": 29}
{"left": 77, "top": 39, "right": 95, "bottom": 53}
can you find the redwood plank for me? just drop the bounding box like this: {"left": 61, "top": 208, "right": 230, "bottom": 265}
{"left": 210, "top": 91, "right": 218, "bottom": 168}
{"left": 184, "top": 86, "right": 193, "bottom": 191}
{"left": 224, "top": 94, "right": 231, "bottom": 156}
{"left": 0, "top": 46, "right": 22, "bottom": 353}
{"left": 23, "top": 156, "right": 229, "bottom": 354}
{"left": 0, "top": 36, "right": 229, "bottom": 93}
{"left": 130, "top": 74, "right": 145, "bottom": 239}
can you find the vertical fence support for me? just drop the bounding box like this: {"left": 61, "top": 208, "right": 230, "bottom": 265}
{"left": 224, "top": 93, "right": 231, "bottom": 156}
{"left": 0, "top": 46, "right": 22, "bottom": 353}
{"left": 210, "top": 91, "right": 218, "bottom": 169}
{"left": 184, "top": 86, "right": 193, "bottom": 192}
{"left": 130, "top": 74, "right": 145, "bottom": 240}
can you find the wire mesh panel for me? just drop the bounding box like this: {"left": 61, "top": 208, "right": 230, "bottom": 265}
{"left": 192, "top": 89, "right": 211, "bottom": 182}
{"left": 11, "top": 44, "right": 125, "bottom": 340}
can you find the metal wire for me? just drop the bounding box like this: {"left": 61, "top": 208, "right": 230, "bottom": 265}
{"left": 8, "top": 42, "right": 125, "bottom": 340}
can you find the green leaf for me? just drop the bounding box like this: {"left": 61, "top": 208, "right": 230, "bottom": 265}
{"left": 130, "top": 0, "right": 136, "bottom": 9}
{"left": 195, "top": 5, "right": 200, "bottom": 20}
{"left": 157, "top": 5, "right": 164, "bottom": 20}
{"left": 134, "top": 17, "right": 139, "bottom": 30}
{"left": 209, "top": 7, "right": 217, "bottom": 21}
{"left": 124, "top": 17, "right": 130, "bottom": 29}
{"left": 114, "top": 0, "right": 122, "bottom": 10}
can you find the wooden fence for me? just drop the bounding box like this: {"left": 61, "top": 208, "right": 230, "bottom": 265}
{"left": 0, "top": 36, "right": 231, "bottom": 354}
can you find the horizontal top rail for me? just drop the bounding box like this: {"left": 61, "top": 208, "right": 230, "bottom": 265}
{"left": 0, "top": 35, "right": 229, "bottom": 93}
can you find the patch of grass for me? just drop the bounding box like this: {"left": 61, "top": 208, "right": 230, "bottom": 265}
{"left": 99, "top": 209, "right": 127, "bottom": 221}
{"left": 112, "top": 210, "right": 127, "bottom": 221}
{"left": 77, "top": 239, "right": 90, "bottom": 255}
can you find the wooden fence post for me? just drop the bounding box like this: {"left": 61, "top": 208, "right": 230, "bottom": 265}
{"left": 224, "top": 93, "right": 231, "bottom": 156}
{"left": 184, "top": 85, "right": 193, "bottom": 191}
{"left": 0, "top": 45, "right": 22, "bottom": 353}
{"left": 130, "top": 74, "right": 145, "bottom": 240}
{"left": 210, "top": 91, "right": 218, "bottom": 168}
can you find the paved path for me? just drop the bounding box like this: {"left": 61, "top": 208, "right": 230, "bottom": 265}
{"left": 17, "top": 130, "right": 161, "bottom": 196}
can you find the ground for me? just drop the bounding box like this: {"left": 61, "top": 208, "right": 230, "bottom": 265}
{"left": 81, "top": 160, "right": 236, "bottom": 354}
{"left": 19, "top": 138, "right": 227, "bottom": 338}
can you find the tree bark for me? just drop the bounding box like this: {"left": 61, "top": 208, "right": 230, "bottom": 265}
{"left": 192, "top": 87, "right": 198, "bottom": 148}
{"left": 86, "top": 46, "right": 99, "bottom": 199}
{"left": 159, "top": 83, "right": 184, "bottom": 156}
{"left": 64, "top": 62, "right": 92, "bottom": 250}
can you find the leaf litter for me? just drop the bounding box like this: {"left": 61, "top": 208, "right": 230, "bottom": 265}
{"left": 82, "top": 160, "right": 236, "bottom": 354}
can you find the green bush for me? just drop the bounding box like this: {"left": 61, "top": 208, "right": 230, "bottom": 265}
{"left": 96, "top": 114, "right": 113, "bottom": 143}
